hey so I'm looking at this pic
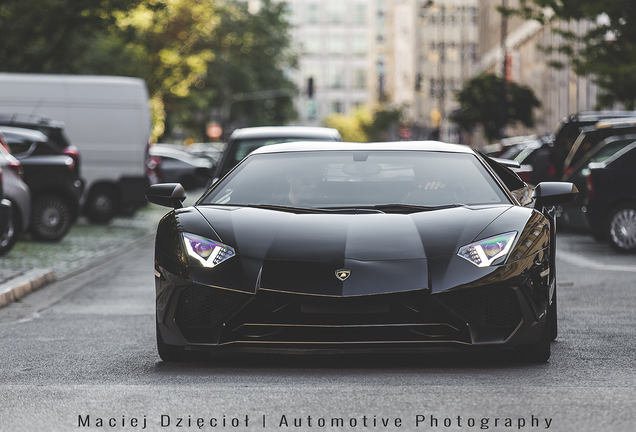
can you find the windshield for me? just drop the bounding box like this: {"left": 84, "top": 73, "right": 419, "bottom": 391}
{"left": 201, "top": 151, "right": 510, "bottom": 209}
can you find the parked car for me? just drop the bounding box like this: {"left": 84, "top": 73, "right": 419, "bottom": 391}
{"left": 0, "top": 167, "right": 12, "bottom": 255}
{"left": 0, "top": 132, "right": 31, "bottom": 254}
{"left": 0, "top": 73, "right": 152, "bottom": 223}
{"left": 559, "top": 134, "right": 636, "bottom": 230}
{"left": 498, "top": 136, "right": 554, "bottom": 185}
{"left": 561, "top": 117, "right": 636, "bottom": 178}
{"left": 148, "top": 144, "right": 214, "bottom": 190}
{"left": 212, "top": 126, "right": 342, "bottom": 183}
{"left": 0, "top": 126, "right": 82, "bottom": 241}
{"left": 147, "top": 141, "right": 578, "bottom": 362}
{"left": 584, "top": 142, "right": 636, "bottom": 252}
{"left": 182, "top": 142, "right": 222, "bottom": 165}
{"left": 551, "top": 111, "right": 636, "bottom": 178}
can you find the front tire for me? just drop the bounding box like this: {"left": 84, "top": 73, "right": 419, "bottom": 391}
{"left": 31, "top": 194, "right": 72, "bottom": 241}
{"left": 513, "top": 316, "right": 551, "bottom": 363}
{"left": 156, "top": 323, "right": 208, "bottom": 362}
{"left": 548, "top": 288, "right": 558, "bottom": 341}
{"left": 607, "top": 204, "right": 636, "bottom": 253}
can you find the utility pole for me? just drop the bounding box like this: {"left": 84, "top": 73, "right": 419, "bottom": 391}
{"left": 438, "top": 5, "right": 446, "bottom": 140}
{"left": 499, "top": 0, "right": 508, "bottom": 139}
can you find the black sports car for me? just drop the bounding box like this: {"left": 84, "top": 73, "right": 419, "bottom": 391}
{"left": 147, "top": 141, "right": 578, "bottom": 362}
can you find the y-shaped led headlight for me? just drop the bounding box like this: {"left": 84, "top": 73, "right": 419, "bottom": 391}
{"left": 458, "top": 232, "right": 517, "bottom": 267}
{"left": 183, "top": 233, "right": 235, "bottom": 268}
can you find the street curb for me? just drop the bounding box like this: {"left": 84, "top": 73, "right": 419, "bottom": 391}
{"left": 0, "top": 268, "right": 56, "bottom": 309}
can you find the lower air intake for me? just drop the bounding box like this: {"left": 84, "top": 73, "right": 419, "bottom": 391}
{"left": 175, "top": 286, "right": 250, "bottom": 331}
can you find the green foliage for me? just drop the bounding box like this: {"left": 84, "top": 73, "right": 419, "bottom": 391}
{"left": 514, "top": 0, "right": 636, "bottom": 109}
{"left": 0, "top": 0, "right": 297, "bottom": 140}
{"left": 324, "top": 107, "right": 372, "bottom": 142}
{"left": 323, "top": 105, "right": 403, "bottom": 143}
{"left": 450, "top": 73, "right": 540, "bottom": 142}
{"left": 0, "top": 0, "right": 137, "bottom": 73}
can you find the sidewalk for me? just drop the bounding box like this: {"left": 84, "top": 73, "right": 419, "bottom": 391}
{"left": 0, "top": 202, "right": 170, "bottom": 309}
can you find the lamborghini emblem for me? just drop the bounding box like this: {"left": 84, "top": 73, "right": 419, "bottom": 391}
{"left": 335, "top": 269, "right": 351, "bottom": 281}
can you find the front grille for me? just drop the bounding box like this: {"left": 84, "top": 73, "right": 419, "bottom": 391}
{"left": 175, "top": 286, "right": 251, "bottom": 335}
{"left": 219, "top": 289, "right": 474, "bottom": 346}
{"left": 441, "top": 286, "right": 521, "bottom": 328}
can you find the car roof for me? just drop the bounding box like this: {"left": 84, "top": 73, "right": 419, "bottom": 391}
{"left": 229, "top": 126, "right": 341, "bottom": 140}
{"left": 0, "top": 113, "right": 65, "bottom": 130}
{"left": 249, "top": 140, "right": 474, "bottom": 155}
{"left": 0, "top": 125, "right": 48, "bottom": 142}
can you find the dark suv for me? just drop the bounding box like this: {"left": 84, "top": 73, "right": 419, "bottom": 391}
{"left": 584, "top": 142, "right": 636, "bottom": 252}
{"left": 0, "top": 126, "right": 82, "bottom": 241}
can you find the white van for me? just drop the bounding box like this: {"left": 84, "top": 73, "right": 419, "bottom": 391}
{"left": 0, "top": 73, "right": 151, "bottom": 222}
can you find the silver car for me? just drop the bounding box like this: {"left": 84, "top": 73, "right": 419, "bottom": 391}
{"left": 0, "top": 135, "right": 31, "bottom": 255}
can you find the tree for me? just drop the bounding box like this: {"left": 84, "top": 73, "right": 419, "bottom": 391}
{"left": 0, "top": 0, "right": 138, "bottom": 73}
{"left": 323, "top": 105, "right": 403, "bottom": 143}
{"left": 0, "top": 0, "right": 297, "bottom": 141}
{"left": 511, "top": 0, "right": 636, "bottom": 109}
{"left": 324, "top": 107, "right": 373, "bottom": 142}
{"left": 168, "top": 0, "right": 298, "bottom": 140}
{"left": 450, "top": 73, "right": 540, "bottom": 142}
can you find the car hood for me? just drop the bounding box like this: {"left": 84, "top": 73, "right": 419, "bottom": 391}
{"left": 187, "top": 204, "right": 529, "bottom": 296}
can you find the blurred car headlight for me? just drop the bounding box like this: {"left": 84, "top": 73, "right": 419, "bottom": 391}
{"left": 458, "top": 232, "right": 517, "bottom": 267}
{"left": 183, "top": 233, "right": 235, "bottom": 268}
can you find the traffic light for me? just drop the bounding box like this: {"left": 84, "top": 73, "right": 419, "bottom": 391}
{"left": 307, "top": 77, "right": 314, "bottom": 98}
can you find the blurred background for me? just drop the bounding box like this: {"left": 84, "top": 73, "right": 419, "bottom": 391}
{"left": 1, "top": 0, "right": 635, "bottom": 256}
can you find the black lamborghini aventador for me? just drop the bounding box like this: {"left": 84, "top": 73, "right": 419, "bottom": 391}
{"left": 146, "top": 141, "right": 578, "bottom": 362}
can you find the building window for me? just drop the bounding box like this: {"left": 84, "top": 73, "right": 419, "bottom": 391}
{"left": 307, "top": 3, "right": 319, "bottom": 24}
{"left": 354, "top": 69, "right": 366, "bottom": 89}
{"left": 353, "top": 35, "right": 367, "bottom": 55}
{"left": 354, "top": 4, "right": 367, "bottom": 25}
{"left": 329, "top": 36, "right": 345, "bottom": 55}
{"left": 330, "top": 101, "right": 343, "bottom": 113}
{"left": 329, "top": 2, "right": 345, "bottom": 24}
{"left": 329, "top": 67, "right": 344, "bottom": 89}
{"left": 304, "top": 34, "right": 320, "bottom": 55}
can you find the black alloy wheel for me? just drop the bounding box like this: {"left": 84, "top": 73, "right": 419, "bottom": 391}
{"left": 85, "top": 186, "right": 117, "bottom": 224}
{"left": 31, "top": 194, "right": 72, "bottom": 241}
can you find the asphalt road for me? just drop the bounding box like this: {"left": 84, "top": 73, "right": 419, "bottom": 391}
{"left": 0, "top": 231, "right": 635, "bottom": 432}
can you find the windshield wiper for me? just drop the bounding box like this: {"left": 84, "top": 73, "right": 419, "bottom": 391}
{"left": 372, "top": 203, "right": 466, "bottom": 213}
{"left": 242, "top": 203, "right": 330, "bottom": 214}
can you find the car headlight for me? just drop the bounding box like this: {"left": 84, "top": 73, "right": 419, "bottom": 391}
{"left": 182, "top": 233, "right": 235, "bottom": 268}
{"left": 457, "top": 232, "right": 517, "bottom": 267}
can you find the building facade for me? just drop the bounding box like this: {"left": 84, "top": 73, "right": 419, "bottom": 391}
{"left": 478, "top": 0, "right": 601, "bottom": 141}
{"left": 384, "top": 0, "right": 479, "bottom": 141}
{"left": 282, "top": 0, "right": 378, "bottom": 126}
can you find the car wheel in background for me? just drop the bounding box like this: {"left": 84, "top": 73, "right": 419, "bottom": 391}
{"left": 85, "top": 185, "right": 117, "bottom": 223}
{"left": 31, "top": 194, "right": 72, "bottom": 241}
{"left": 0, "top": 204, "right": 18, "bottom": 255}
{"left": 179, "top": 175, "right": 197, "bottom": 191}
{"left": 607, "top": 204, "right": 636, "bottom": 253}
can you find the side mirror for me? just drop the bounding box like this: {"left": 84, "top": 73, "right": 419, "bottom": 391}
{"left": 532, "top": 182, "right": 578, "bottom": 209}
{"left": 146, "top": 183, "right": 187, "bottom": 209}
